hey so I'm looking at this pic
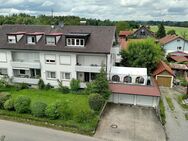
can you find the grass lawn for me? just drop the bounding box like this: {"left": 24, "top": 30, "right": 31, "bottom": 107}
{"left": 150, "top": 26, "right": 188, "bottom": 39}
{"left": 0, "top": 88, "right": 99, "bottom": 135}
{"left": 159, "top": 98, "right": 166, "bottom": 125}
{"left": 177, "top": 95, "right": 188, "bottom": 110}
{"left": 165, "top": 96, "right": 175, "bottom": 111}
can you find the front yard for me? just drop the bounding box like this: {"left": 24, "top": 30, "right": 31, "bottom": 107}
{"left": 0, "top": 88, "right": 99, "bottom": 135}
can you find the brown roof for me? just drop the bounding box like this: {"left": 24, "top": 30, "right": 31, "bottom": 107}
{"left": 0, "top": 25, "right": 116, "bottom": 54}
{"left": 169, "top": 55, "right": 188, "bottom": 63}
{"left": 119, "top": 30, "right": 133, "bottom": 36}
{"left": 159, "top": 35, "right": 187, "bottom": 45}
{"left": 170, "top": 63, "right": 188, "bottom": 70}
{"left": 169, "top": 51, "right": 188, "bottom": 57}
{"left": 153, "top": 61, "right": 174, "bottom": 76}
{"left": 109, "top": 78, "right": 160, "bottom": 97}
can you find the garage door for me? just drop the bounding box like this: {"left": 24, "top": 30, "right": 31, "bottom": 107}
{"left": 119, "top": 94, "right": 134, "bottom": 104}
{"left": 136, "top": 95, "right": 154, "bottom": 107}
{"left": 157, "top": 76, "right": 172, "bottom": 87}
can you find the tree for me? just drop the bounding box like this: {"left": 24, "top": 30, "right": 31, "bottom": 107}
{"left": 167, "top": 29, "right": 176, "bottom": 35}
{"left": 115, "top": 21, "right": 131, "bottom": 34}
{"left": 156, "top": 23, "right": 166, "bottom": 38}
{"left": 120, "top": 38, "right": 164, "bottom": 73}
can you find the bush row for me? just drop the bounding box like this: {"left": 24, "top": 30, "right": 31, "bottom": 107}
{"left": 0, "top": 94, "right": 96, "bottom": 123}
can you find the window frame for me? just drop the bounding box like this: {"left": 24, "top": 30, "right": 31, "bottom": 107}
{"left": 46, "top": 71, "right": 56, "bottom": 80}
{"left": 61, "top": 72, "right": 71, "bottom": 80}
{"left": 112, "top": 75, "right": 120, "bottom": 82}
{"left": 45, "top": 54, "right": 56, "bottom": 64}
{"left": 27, "top": 36, "right": 36, "bottom": 44}
{"left": 66, "top": 38, "right": 85, "bottom": 47}
{"left": 46, "top": 36, "right": 56, "bottom": 45}
{"left": 0, "top": 68, "right": 8, "bottom": 76}
{"left": 8, "top": 35, "right": 17, "bottom": 44}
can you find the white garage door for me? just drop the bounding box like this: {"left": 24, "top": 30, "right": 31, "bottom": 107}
{"left": 119, "top": 94, "right": 134, "bottom": 104}
{"left": 136, "top": 95, "right": 154, "bottom": 107}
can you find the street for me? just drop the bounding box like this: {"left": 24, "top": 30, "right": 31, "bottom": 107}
{"left": 0, "top": 119, "right": 102, "bottom": 141}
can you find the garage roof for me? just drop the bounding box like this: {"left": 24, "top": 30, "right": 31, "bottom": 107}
{"left": 111, "top": 66, "right": 147, "bottom": 76}
{"left": 153, "top": 61, "right": 174, "bottom": 76}
{"left": 109, "top": 79, "right": 160, "bottom": 97}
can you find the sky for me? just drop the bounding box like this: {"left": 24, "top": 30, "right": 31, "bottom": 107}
{"left": 0, "top": 0, "right": 187, "bottom": 21}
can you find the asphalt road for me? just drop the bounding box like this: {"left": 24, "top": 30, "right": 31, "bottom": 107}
{"left": 0, "top": 119, "right": 102, "bottom": 141}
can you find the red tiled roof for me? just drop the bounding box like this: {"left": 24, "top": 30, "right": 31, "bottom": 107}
{"left": 153, "top": 61, "right": 174, "bottom": 76}
{"left": 169, "top": 51, "right": 188, "bottom": 57}
{"left": 119, "top": 39, "right": 144, "bottom": 50}
{"left": 159, "top": 35, "right": 184, "bottom": 45}
{"left": 119, "top": 30, "right": 133, "bottom": 36}
{"left": 170, "top": 63, "right": 188, "bottom": 70}
{"left": 109, "top": 79, "right": 160, "bottom": 97}
{"left": 170, "top": 55, "right": 188, "bottom": 63}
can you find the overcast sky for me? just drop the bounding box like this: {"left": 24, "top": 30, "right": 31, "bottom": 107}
{"left": 0, "top": 0, "right": 187, "bottom": 21}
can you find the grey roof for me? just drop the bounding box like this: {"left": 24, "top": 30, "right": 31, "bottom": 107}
{"left": 0, "top": 25, "right": 116, "bottom": 54}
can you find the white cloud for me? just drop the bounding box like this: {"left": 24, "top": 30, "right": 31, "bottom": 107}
{"left": 0, "top": 0, "right": 187, "bottom": 21}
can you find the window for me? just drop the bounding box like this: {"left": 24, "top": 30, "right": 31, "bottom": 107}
{"left": 61, "top": 72, "right": 71, "bottom": 80}
{"left": 45, "top": 54, "right": 56, "bottom": 64}
{"left": 91, "top": 73, "right": 97, "bottom": 81}
{"left": 8, "top": 35, "right": 16, "bottom": 43}
{"left": 177, "top": 39, "right": 180, "bottom": 42}
{"left": 135, "top": 76, "right": 144, "bottom": 84}
{"left": 27, "top": 36, "right": 36, "bottom": 44}
{"left": 60, "top": 55, "right": 71, "bottom": 65}
{"left": 141, "top": 29, "right": 145, "bottom": 35}
{"left": 124, "top": 76, "right": 132, "bottom": 83}
{"left": 0, "top": 68, "right": 8, "bottom": 76}
{"left": 46, "top": 36, "right": 56, "bottom": 45}
{"left": 66, "top": 38, "right": 85, "bottom": 47}
{"left": 112, "top": 75, "right": 120, "bottom": 82}
{"left": 177, "top": 46, "right": 182, "bottom": 50}
{"left": 0, "top": 52, "right": 7, "bottom": 62}
{"left": 46, "top": 71, "right": 56, "bottom": 79}
{"left": 19, "top": 70, "right": 26, "bottom": 75}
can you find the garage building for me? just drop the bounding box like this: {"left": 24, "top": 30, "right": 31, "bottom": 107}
{"left": 153, "top": 61, "right": 175, "bottom": 88}
{"left": 109, "top": 78, "right": 160, "bottom": 108}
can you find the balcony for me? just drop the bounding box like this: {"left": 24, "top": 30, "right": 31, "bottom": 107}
{"left": 12, "top": 77, "right": 39, "bottom": 85}
{"left": 11, "top": 61, "right": 41, "bottom": 69}
{"left": 75, "top": 64, "right": 104, "bottom": 73}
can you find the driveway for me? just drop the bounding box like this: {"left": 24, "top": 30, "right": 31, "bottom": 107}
{"left": 160, "top": 87, "right": 188, "bottom": 141}
{"left": 95, "top": 104, "right": 166, "bottom": 141}
{"left": 0, "top": 119, "right": 102, "bottom": 141}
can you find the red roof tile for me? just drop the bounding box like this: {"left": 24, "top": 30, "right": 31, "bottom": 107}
{"left": 169, "top": 51, "right": 188, "bottom": 57}
{"left": 46, "top": 32, "right": 63, "bottom": 36}
{"left": 109, "top": 79, "right": 160, "bottom": 97}
{"left": 170, "top": 55, "right": 188, "bottom": 63}
{"left": 119, "top": 30, "right": 133, "bottom": 36}
{"left": 153, "top": 61, "right": 174, "bottom": 76}
{"left": 159, "top": 35, "right": 186, "bottom": 45}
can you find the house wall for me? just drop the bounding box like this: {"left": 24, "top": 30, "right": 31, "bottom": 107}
{"left": 163, "top": 38, "right": 188, "bottom": 55}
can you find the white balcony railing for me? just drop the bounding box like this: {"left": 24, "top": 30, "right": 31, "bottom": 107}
{"left": 75, "top": 65, "right": 104, "bottom": 73}
{"left": 12, "top": 77, "right": 39, "bottom": 85}
{"left": 11, "top": 61, "right": 41, "bottom": 69}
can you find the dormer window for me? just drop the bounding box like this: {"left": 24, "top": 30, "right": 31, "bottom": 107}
{"left": 66, "top": 38, "right": 85, "bottom": 47}
{"left": 46, "top": 36, "right": 55, "bottom": 45}
{"left": 45, "top": 33, "right": 62, "bottom": 45}
{"left": 26, "top": 32, "right": 44, "bottom": 45}
{"left": 8, "top": 35, "right": 16, "bottom": 43}
{"left": 27, "top": 36, "right": 36, "bottom": 44}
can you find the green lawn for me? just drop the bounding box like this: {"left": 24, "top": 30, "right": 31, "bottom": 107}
{"left": 165, "top": 96, "right": 175, "bottom": 111}
{"left": 11, "top": 89, "right": 90, "bottom": 115}
{"left": 150, "top": 26, "right": 188, "bottom": 39}
{"left": 0, "top": 88, "right": 99, "bottom": 135}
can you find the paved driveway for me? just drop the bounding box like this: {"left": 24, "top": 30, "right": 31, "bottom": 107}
{"left": 95, "top": 104, "right": 166, "bottom": 141}
{"left": 160, "top": 87, "right": 188, "bottom": 141}
{"left": 0, "top": 119, "right": 102, "bottom": 141}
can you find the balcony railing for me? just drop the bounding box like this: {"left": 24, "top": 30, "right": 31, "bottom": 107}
{"left": 11, "top": 61, "right": 41, "bottom": 69}
{"left": 12, "top": 77, "right": 39, "bottom": 85}
{"left": 75, "top": 65, "right": 105, "bottom": 73}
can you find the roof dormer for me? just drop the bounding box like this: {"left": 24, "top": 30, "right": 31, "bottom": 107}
{"left": 45, "top": 33, "right": 63, "bottom": 45}
{"left": 65, "top": 32, "right": 90, "bottom": 47}
{"left": 7, "top": 32, "right": 25, "bottom": 44}
{"left": 26, "top": 32, "right": 44, "bottom": 44}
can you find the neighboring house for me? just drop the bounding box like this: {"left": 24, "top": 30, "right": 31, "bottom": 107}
{"left": 0, "top": 25, "right": 116, "bottom": 88}
{"left": 169, "top": 63, "right": 188, "bottom": 78}
{"left": 159, "top": 35, "right": 188, "bottom": 55}
{"left": 119, "top": 30, "right": 134, "bottom": 40}
{"left": 131, "top": 25, "right": 155, "bottom": 38}
{"left": 167, "top": 51, "right": 188, "bottom": 63}
{"left": 153, "top": 61, "right": 175, "bottom": 88}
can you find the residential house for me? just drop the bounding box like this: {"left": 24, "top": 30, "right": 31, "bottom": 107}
{"left": 159, "top": 35, "right": 188, "bottom": 55}
{"left": 0, "top": 25, "right": 116, "bottom": 88}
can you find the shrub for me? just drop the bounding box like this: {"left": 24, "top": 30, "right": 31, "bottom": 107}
{"left": 45, "top": 83, "right": 53, "bottom": 90}
{"left": 45, "top": 102, "right": 61, "bottom": 119}
{"left": 159, "top": 99, "right": 166, "bottom": 125}
{"left": 165, "top": 96, "right": 175, "bottom": 111}
{"left": 70, "top": 79, "right": 80, "bottom": 92}
{"left": 84, "top": 82, "right": 96, "bottom": 95}
{"left": 38, "top": 79, "right": 45, "bottom": 89}
{"left": 0, "top": 93, "right": 11, "bottom": 109}
{"left": 14, "top": 96, "right": 31, "bottom": 113}
{"left": 59, "top": 102, "right": 73, "bottom": 120}
{"left": 76, "top": 110, "right": 95, "bottom": 123}
{"left": 31, "top": 102, "right": 47, "bottom": 117}
{"left": 16, "top": 83, "right": 29, "bottom": 90}
{"left": 4, "top": 98, "right": 14, "bottom": 111}
{"left": 57, "top": 80, "right": 70, "bottom": 94}
{"left": 0, "top": 78, "right": 9, "bottom": 88}
{"left": 89, "top": 93, "right": 104, "bottom": 111}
